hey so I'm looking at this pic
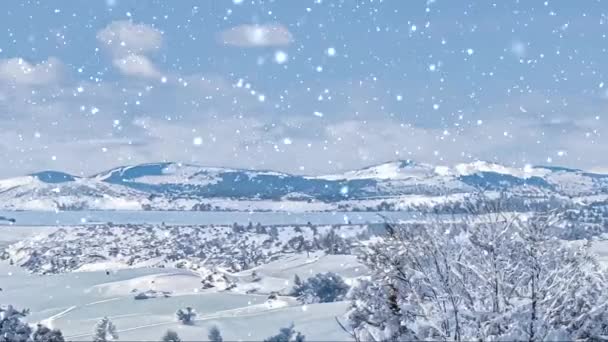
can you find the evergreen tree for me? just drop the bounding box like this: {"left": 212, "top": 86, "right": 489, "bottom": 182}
{"left": 207, "top": 325, "right": 223, "bottom": 342}
{"left": 269, "top": 226, "right": 279, "bottom": 240}
{"left": 291, "top": 274, "right": 302, "bottom": 295}
{"left": 175, "top": 307, "right": 196, "bottom": 325}
{"left": 161, "top": 329, "right": 181, "bottom": 342}
{"left": 263, "top": 323, "right": 305, "bottom": 342}
{"left": 92, "top": 316, "right": 118, "bottom": 342}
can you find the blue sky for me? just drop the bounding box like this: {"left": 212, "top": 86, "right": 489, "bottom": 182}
{"left": 0, "top": 0, "right": 606, "bottom": 177}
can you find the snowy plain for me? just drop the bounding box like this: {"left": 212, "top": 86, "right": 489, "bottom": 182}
{"left": 2, "top": 208, "right": 608, "bottom": 341}
{"left": 0, "top": 224, "right": 361, "bottom": 341}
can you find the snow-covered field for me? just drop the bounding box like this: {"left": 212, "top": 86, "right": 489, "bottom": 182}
{"left": 0, "top": 225, "right": 363, "bottom": 341}
{"left": 3, "top": 215, "right": 608, "bottom": 341}
{"left": 0, "top": 210, "right": 412, "bottom": 226}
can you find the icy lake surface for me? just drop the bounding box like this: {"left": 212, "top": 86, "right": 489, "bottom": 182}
{"left": 0, "top": 210, "right": 416, "bottom": 226}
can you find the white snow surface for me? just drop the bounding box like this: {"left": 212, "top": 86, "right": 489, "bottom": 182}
{"left": 0, "top": 227, "right": 360, "bottom": 341}
{"left": 318, "top": 161, "right": 434, "bottom": 180}
{"left": 451, "top": 161, "right": 551, "bottom": 178}
{"left": 0, "top": 176, "right": 39, "bottom": 191}
{"left": 318, "top": 160, "right": 555, "bottom": 180}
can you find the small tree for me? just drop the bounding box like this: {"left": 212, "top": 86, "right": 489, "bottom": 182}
{"left": 263, "top": 323, "right": 305, "bottom": 342}
{"left": 292, "top": 272, "right": 349, "bottom": 304}
{"left": 175, "top": 307, "right": 196, "bottom": 325}
{"left": 161, "top": 329, "right": 181, "bottom": 342}
{"left": 32, "top": 324, "right": 65, "bottom": 342}
{"left": 269, "top": 226, "right": 279, "bottom": 240}
{"left": 207, "top": 325, "right": 223, "bottom": 342}
{"left": 320, "top": 228, "right": 350, "bottom": 255}
{"left": 291, "top": 274, "right": 303, "bottom": 295}
{"left": 92, "top": 316, "right": 118, "bottom": 342}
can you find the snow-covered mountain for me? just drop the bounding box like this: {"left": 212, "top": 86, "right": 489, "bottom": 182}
{"left": 0, "top": 160, "right": 607, "bottom": 211}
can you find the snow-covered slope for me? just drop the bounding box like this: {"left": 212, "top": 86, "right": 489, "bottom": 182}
{"left": 318, "top": 160, "right": 434, "bottom": 180}
{"left": 0, "top": 160, "right": 606, "bottom": 211}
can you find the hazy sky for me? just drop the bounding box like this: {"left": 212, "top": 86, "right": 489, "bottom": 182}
{"left": 0, "top": 0, "right": 607, "bottom": 178}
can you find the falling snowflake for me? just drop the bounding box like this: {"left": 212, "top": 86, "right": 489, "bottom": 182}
{"left": 274, "top": 51, "right": 288, "bottom": 64}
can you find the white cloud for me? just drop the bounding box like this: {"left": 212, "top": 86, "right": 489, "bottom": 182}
{"left": 113, "top": 54, "right": 161, "bottom": 79}
{"left": 0, "top": 57, "right": 63, "bottom": 85}
{"left": 97, "top": 20, "right": 163, "bottom": 56}
{"left": 219, "top": 24, "right": 293, "bottom": 47}
{"left": 97, "top": 21, "right": 164, "bottom": 79}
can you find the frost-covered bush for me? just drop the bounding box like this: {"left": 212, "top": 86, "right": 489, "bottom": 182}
{"left": 0, "top": 305, "right": 32, "bottom": 342}
{"left": 0, "top": 306, "right": 64, "bottom": 342}
{"left": 263, "top": 323, "right": 305, "bottom": 342}
{"left": 292, "top": 272, "right": 349, "bottom": 304}
{"left": 32, "top": 324, "right": 64, "bottom": 342}
{"left": 346, "top": 208, "right": 608, "bottom": 341}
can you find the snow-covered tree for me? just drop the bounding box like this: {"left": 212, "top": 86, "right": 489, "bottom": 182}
{"left": 320, "top": 228, "right": 350, "bottom": 255}
{"left": 493, "top": 213, "right": 608, "bottom": 341}
{"left": 346, "top": 206, "right": 608, "bottom": 341}
{"left": 161, "top": 329, "right": 181, "bottom": 342}
{"left": 291, "top": 274, "right": 303, "bottom": 294}
{"left": 269, "top": 226, "right": 279, "bottom": 240}
{"left": 92, "top": 316, "right": 118, "bottom": 342}
{"left": 207, "top": 325, "right": 223, "bottom": 342}
{"left": 175, "top": 307, "right": 196, "bottom": 325}
{"left": 0, "top": 306, "right": 65, "bottom": 342}
{"left": 32, "top": 324, "right": 64, "bottom": 342}
{"left": 291, "top": 272, "right": 349, "bottom": 304}
{"left": 263, "top": 323, "right": 305, "bottom": 342}
{"left": 0, "top": 305, "right": 32, "bottom": 342}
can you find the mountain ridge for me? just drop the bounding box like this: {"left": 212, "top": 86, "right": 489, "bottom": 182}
{"left": 1, "top": 160, "right": 606, "bottom": 211}
{"left": 23, "top": 159, "right": 605, "bottom": 183}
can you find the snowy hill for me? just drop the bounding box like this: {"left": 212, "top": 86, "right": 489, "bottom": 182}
{"left": 0, "top": 160, "right": 606, "bottom": 211}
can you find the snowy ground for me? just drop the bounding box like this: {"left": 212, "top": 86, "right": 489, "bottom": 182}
{"left": 0, "top": 226, "right": 362, "bottom": 341}
{"left": 4, "top": 224, "right": 608, "bottom": 341}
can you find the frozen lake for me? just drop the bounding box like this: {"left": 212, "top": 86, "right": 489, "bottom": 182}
{"left": 0, "top": 210, "right": 417, "bottom": 226}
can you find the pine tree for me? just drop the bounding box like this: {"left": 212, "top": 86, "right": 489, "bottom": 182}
{"left": 207, "top": 325, "right": 223, "bottom": 342}
{"left": 161, "top": 329, "right": 181, "bottom": 342}
{"left": 269, "top": 226, "right": 279, "bottom": 240}
{"left": 92, "top": 316, "right": 118, "bottom": 342}
{"left": 291, "top": 274, "right": 302, "bottom": 295}
{"left": 263, "top": 323, "right": 305, "bottom": 342}
{"left": 175, "top": 307, "right": 196, "bottom": 325}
